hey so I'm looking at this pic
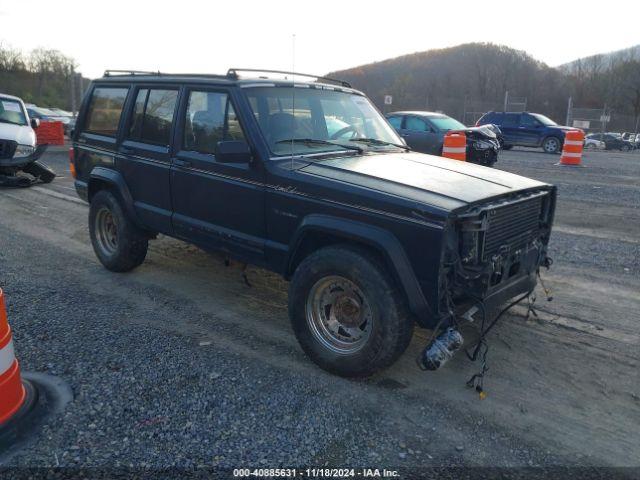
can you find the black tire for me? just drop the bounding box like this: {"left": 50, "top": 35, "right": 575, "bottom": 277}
{"left": 542, "top": 136, "right": 561, "bottom": 154}
{"left": 89, "top": 190, "right": 148, "bottom": 272}
{"left": 621, "top": 144, "right": 630, "bottom": 152}
{"left": 288, "top": 245, "right": 414, "bottom": 377}
{"left": 22, "top": 161, "right": 56, "bottom": 183}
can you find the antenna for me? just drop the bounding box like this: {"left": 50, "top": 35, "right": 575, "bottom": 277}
{"left": 291, "top": 33, "right": 296, "bottom": 171}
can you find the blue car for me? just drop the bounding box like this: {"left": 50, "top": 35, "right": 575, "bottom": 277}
{"left": 477, "top": 111, "right": 575, "bottom": 154}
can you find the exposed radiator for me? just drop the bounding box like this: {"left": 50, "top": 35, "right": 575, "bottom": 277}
{"left": 482, "top": 195, "right": 546, "bottom": 260}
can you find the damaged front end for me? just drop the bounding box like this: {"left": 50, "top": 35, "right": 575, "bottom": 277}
{"left": 0, "top": 144, "right": 54, "bottom": 187}
{"left": 420, "top": 187, "right": 556, "bottom": 371}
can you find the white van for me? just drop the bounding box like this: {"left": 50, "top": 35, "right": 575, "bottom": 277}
{"left": 0, "top": 93, "right": 55, "bottom": 186}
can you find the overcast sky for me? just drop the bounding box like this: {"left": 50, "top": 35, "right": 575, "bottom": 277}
{"left": 1, "top": 0, "right": 638, "bottom": 79}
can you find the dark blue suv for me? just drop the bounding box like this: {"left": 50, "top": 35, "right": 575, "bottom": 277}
{"left": 477, "top": 111, "right": 574, "bottom": 154}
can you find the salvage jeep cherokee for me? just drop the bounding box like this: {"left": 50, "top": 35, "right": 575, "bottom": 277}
{"left": 71, "top": 69, "right": 556, "bottom": 377}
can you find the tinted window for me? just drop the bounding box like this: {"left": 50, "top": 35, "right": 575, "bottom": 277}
{"left": 503, "top": 113, "right": 520, "bottom": 127}
{"left": 387, "top": 115, "right": 403, "bottom": 129}
{"left": 184, "top": 91, "right": 245, "bottom": 155}
{"left": 429, "top": 115, "right": 465, "bottom": 131}
{"left": 405, "top": 116, "right": 428, "bottom": 132}
{"left": 127, "top": 88, "right": 178, "bottom": 145}
{"left": 520, "top": 114, "right": 539, "bottom": 127}
{"left": 85, "top": 87, "right": 129, "bottom": 136}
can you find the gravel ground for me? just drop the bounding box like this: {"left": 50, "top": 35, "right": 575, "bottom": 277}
{"left": 0, "top": 146, "right": 638, "bottom": 478}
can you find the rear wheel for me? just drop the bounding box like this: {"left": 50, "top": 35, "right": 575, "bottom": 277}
{"left": 89, "top": 190, "right": 148, "bottom": 272}
{"left": 542, "top": 136, "right": 561, "bottom": 154}
{"left": 289, "top": 245, "right": 414, "bottom": 377}
{"left": 621, "top": 144, "right": 631, "bottom": 152}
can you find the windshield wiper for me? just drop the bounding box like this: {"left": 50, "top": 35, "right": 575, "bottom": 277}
{"left": 275, "top": 138, "right": 364, "bottom": 153}
{"left": 350, "top": 138, "right": 411, "bottom": 151}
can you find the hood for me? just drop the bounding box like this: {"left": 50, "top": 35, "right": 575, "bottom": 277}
{"left": 552, "top": 125, "right": 576, "bottom": 132}
{"left": 460, "top": 125, "right": 498, "bottom": 140}
{"left": 300, "top": 152, "right": 548, "bottom": 210}
{"left": 0, "top": 122, "right": 36, "bottom": 146}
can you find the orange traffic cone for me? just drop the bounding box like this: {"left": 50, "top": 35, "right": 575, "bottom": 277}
{"left": 442, "top": 132, "right": 466, "bottom": 161}
{"left": 558, "top": 130, "right": 585, "bottom": 166}
{"left": 0, "top": 288, "right": 33, "bottom": 427}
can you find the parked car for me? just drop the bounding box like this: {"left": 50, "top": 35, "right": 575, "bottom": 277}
{"left": 26, "top": 105, "right": 74, "bottom": 135}
{"left": 71, "top": 69, "right": 556, "bottom": 377}
{"left": 586, "top": 133, "right": 634, "bottom": 151}
{"left": 583, "top": 136, "right": 606, "bottom": 150}
{"left": 385, "top": 111, "right": 501, "bottom": 166}
{"left": 0, "top": 93, "right": 55, "bottom": 186}
{"left": 476, "top": 111, "right": 576, "bottom": 154}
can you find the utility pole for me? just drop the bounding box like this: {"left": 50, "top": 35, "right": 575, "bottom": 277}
{"left": 69, "top": 68, "right": 77, "bottom": 114}
{"left": 566, "top": 96, "right": 572, "bottom": 126}
{"left": 76, "top": 73, "right": 84, "bottom": 114}
{"left": 503, "top": 90, "right": 509, "bottom": 112}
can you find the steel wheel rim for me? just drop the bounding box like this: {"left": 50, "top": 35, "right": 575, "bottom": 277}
{"left": 545, "top": 138, "right": 558, "bottom": 152}
{"left": 305, "top": 275, "right": 373, "bottom": 354}
{"left": 95, "top": 207, "right": 118, "bottom": 256}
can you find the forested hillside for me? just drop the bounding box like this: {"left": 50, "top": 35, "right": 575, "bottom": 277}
{"left": 329, "top": 43, "right": 640, "bottom": 130}
{"left": 0, "top": 44, "right": 88, "bottom": 110}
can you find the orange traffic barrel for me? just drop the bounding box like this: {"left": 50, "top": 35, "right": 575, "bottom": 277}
{"left": 558, "top": 130, "right": 585, "bottom": 166}
{"left": 442, "top": 132, "right": 466, "bottom": 161}
{"left": 0, "top": 288, "right": 29, "bottom": 426}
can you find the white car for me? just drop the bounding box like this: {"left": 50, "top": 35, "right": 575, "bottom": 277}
{"left": 583, "top": 136, "right": 605, "bottom": 150}
{"left": 0, "top": 93, "right": 55, "bottom": 186}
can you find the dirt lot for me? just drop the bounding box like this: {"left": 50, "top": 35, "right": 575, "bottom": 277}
{"left": 0, "top": 146, "right": 638, "bottom": 474}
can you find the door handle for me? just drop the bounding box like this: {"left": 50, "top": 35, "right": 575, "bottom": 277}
{"left": 173, "top": 159, "right": 192, "bottom": 168}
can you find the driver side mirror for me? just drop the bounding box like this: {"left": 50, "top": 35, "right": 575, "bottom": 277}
{"left": 30, "top": 118, "right": 40, "bottom": 129}
{"left": 215, "top": 140, "right": 252, "bottom": 163}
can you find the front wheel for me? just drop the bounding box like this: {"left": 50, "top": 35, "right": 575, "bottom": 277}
{"left": 288, "top": 245, "right": 414, "bottom": 377}
{"left": 621, "top": 144, "right": 631, "bottom": 152}
{"left": 22, "top": 160, "right": 56, "bottom": 183}
{"left": 542, "top": 136, "right": 561, "bottom": 154}
{"left": 89, "top": 190, "right": 148, "bottom": 272}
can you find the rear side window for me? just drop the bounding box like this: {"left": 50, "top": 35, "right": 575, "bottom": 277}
{"left": 84, "top": 87, "right": 129, "bottom": 136}
{"left": 503, "top": 113, "right": 520, "bottom": 127}
{"left": 127, "top": 88, "right": 178, "bottom": 145}
{"left": 183, "top": 90, "right": 245, "bottom": 155}
{"left": 405, "top": 116, "right": 428, "bottom": 132}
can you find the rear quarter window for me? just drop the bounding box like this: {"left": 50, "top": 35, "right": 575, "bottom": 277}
{"left": 84, "top": 87, "right": 129, "bottom": 137}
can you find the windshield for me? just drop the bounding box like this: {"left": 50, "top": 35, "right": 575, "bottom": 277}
{"left": 429, "top": 115, "right": 466, "bottom": 131}
{"left": 531, "top": 113, "right": 557, "bottom": 126}
{"left": 244, "top": 86, "right": 404, "bottom": 156}
{"left": 0, "top": 99, "right": 27, "bottom": 126}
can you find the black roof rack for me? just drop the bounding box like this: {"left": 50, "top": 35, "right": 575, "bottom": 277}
{"left": 102, "top": 69, "right": 351, "bottom": 88}
{"left": 102, "top": 69, "right": 232, "bottom": 80}
{"left": 103, "top": 70, "right": 161, "bottom": 77}
{"left": 226, "top": 68, "right": 351, "bottom": 88}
